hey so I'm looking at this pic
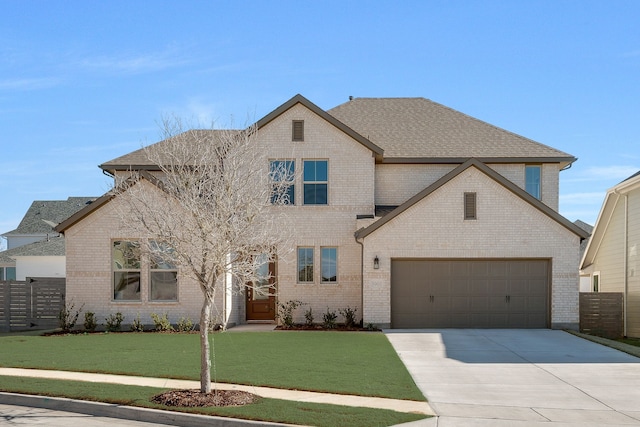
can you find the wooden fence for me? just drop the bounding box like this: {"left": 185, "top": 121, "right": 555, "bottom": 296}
{"left": 579, "top": 292, "right": 624, "bottom": 339}
{"left": 0, "top": 278, "right": 65, "bottom": 332}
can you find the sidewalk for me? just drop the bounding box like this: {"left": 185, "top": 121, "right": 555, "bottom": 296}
{"left": 0, "top": 367, "right": 434, "bottom": 416}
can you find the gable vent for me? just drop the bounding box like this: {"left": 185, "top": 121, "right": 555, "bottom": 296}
{"left": 292, "top": 120, "right": 304, "bottom": 141}
{"left": 464, "top": 192, "right": 477, "bottom": 220}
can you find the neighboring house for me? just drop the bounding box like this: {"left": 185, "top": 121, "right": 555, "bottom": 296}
{"left": 56, "top": 94, "right": 588, "bottom": 329}
{"left": 0, "top": 197, "right": 95, "bottom": 280}
{"left": 580, "top": 171, "right": 640, "bottom": 337}
{"left": 574, "top": 219, "right": 594, "bottom": 292}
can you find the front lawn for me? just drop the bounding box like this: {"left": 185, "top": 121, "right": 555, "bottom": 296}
{"left": 0, "top": 330, "right": 425, "bottom": 401}
{"left": 0, "top": 376, "right": 426, "bottom": 427}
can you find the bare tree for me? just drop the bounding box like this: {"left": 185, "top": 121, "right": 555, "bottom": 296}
{"left": 113, "top": 116, "right": 293, "bottom": 393}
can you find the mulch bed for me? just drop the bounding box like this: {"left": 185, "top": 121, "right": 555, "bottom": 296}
{"left": 152, "top": 389, "right": 258, "bottom": 407}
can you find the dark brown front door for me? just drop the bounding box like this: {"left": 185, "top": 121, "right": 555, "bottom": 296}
{"left": 246, "top": 260, "right": 276, "bottom": 321}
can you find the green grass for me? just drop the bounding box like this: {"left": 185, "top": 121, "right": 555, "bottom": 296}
{"left": 0, "top": 330, "right": 425, "bottom": 400}
{"left": 618, "top": 337, "right": 640, "bottom": 348}
{"left": 0, "top": 376, "right": 427, "bottom": 427}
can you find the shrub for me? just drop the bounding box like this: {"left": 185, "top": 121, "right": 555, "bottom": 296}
{"left": 322, "top": 308, "right": 338, "bottom": 329}
{"left": 339, "top": 306, "right": 358, "bottom": 328}
{"left": 304, "top": 307, "right": 314, "bottom": 326}
{"left": 105, "top": 312, "right": 124, "bottom": 332}
{"left": 276, "top": 300, "right": 303, "bottom": 328}
{"left": 58, "top": 300, "right": 83, "bottom": 332}
{"left": 151, "top": 312, "right": 174, "bottom": 332}
{"left": 176, "top": 317, "right": 194, "bottom": 332}
{"left": 130, "top": 314, "right": 144, "bottom": 332}
{"left": 83, "top": 311, "right": 97, "bottom": 332}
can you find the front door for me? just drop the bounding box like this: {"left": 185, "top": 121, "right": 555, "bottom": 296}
{"left": 246, "top": 257, "right": 276, "bottom": 321}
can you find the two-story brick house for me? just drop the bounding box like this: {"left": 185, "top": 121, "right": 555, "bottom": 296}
{"left": 56, "top": 94, "right": 588, "bottom": 329}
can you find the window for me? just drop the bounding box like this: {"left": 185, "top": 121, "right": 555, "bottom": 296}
{"left": 149, "top": 241, "right": 178, "bottom": 301}
{"left": 321, "top": 247, "right": 337, "bottom": 283}
{"left": 525, "top": 165, "right": 541, "bottom": 199}
{"left": 292, "top": 120, "right": 304, "bottom": 141}
{"left": 303, "top": 160, "right": 328, "bottom": 205}
{"left": 592, "top": 272, "right": 600, "bottom": 292}
{"left": 270, "top": 160, "right": 295, "bottom": 205}
{"left": 464, "top": 192, "right": 477, "bottom": 220}
{"left": 0, "top": 267, "right": 16, "bottom": 281}
{"left": 112, "top": 240, "right": 141, "bottom": 301}
{"left": 297, "top": 247, "right": 314, "bottom": 283}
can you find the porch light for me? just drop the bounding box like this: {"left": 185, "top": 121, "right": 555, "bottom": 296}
{"left": 373, "top": 256, "right": 380, "bottom": 269}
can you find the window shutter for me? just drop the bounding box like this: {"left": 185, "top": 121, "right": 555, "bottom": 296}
{"left": 292, "top": 120, "right": 304, "bottom": 141}
{"left": 464, "top": 192, "right": 477, "bottom": 220}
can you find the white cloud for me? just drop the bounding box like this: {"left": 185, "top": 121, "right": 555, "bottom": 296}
{"left": 560, "top": 192, "right": 606, "bottom": 204}
{"left": 77, "top": 47, "right": 191, "bottom": 75}
{"left": 564, "top": 165, "right": 639, "bottom": 183}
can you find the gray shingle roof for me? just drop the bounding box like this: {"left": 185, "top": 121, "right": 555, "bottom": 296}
{"left": 1, "top": 236, "right": 65, "bottom": 257}
{"left": 328, "top": 97, "right": 575, "bottom": 164}
{"left": 100, "top": 95, "right": 577, "bottom": 172}
{"left": 100, "top": 130, "right": 239, "bottom": 172}
{"left": 3, "top": 197, "right": 97, "bottom": 236}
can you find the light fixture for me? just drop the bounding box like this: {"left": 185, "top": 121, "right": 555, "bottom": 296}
{"left": 373, "top": 256, "right": 379, "bottom": 269}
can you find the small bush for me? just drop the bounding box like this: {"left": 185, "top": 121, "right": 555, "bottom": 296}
{"left": 130, "top": 314, "right": 144, "bottom": 332}
{"left": 339, "top": 306, "right": 358, "bottom": 328}
{"left": 276, "top": 300, "right": 303, "bottom": 329}
{"left": 322, "top": 308, "right": 338, "bottom": 329}
{"left": 176, "top": 317, "right": 194, "bottom": 332}
{"left": 105, "top": 312, "right": 124, "bottom": 332}
{"left": 151, "top": 312, "right": 174, "bottom": 332}
{"left": 304, "top": 307, "right": 314, "bottom": 326}
{"left": 83, "top": 311, "right": 97, "bottom": 332}
{"left": 58, "top": 300, "right": 84, "bottom": 332}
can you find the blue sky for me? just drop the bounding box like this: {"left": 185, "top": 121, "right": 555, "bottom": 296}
{"left": 1, "top": 1, "right": 638, "bottom": 249}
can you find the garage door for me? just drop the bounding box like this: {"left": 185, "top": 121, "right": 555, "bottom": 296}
{"left": 391, "top": 259, "right": 549, "bottom": 328}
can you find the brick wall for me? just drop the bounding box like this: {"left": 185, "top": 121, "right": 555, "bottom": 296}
{"left": 360, "top": 166, "right": 580, "bottom": 328}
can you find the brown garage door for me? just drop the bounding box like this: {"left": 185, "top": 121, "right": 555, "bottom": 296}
{"left": 391, "top": 259, "right": 550, "bottom": 328}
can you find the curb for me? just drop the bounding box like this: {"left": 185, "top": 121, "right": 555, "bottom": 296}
{"left": 0, "top": 392, "right": 293, "bottom": 427}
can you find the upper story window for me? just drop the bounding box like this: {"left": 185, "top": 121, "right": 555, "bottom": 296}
{"left": 303, "top": 160, "right": 328, "bottom": 205}
{"left": 112, "top": 240, "right": 141, "bottom": 301}
{"left": 270, "top": 160, "right": 295, "bottom": 205}
{"left": 525, "top": 165, "right": 541, "bottom": 200}
{"left": 464, "top": 192, "right": 477, "bottom": 220}
{"left": 292, "top": 120, "right": 304, "bottom": 141}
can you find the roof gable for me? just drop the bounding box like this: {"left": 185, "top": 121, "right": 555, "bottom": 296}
{"left": 329, "top": 97, "right": 576, "bottom": 166}
{"left": 580, "top": 170, "right": 640, "bottom": 269}
{"left": 55, "top": 172, "right": 163, "bottom": 233}
{"left": 255, "top": 94, "right": 384, "bottom": 159}
{"left": 355, "top": 158, "right": 589, "bottom": 240}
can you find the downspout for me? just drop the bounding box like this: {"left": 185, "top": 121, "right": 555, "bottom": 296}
{"left": 624, "top": 193, "right": 629, "bottom": 337}
{"left": 355, "top": 234, "right": 364, "bottom": 326}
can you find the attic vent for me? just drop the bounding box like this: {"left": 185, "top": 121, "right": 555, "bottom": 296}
{"left": 464, "top": 192, "right": 477, "bottom": 220}
{"left": 292, "top": 120, "right": 304, "bottom": 141}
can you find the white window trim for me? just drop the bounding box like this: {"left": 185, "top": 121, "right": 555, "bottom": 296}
{"left": 320, "top": 247, "right": 338, "bottom": 284}
{"left": 592, "top": 271, "right": 600, "bottom": 293}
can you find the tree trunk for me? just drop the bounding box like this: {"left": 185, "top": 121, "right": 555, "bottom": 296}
{"left": 199, "top": 292, "right": 213, "bottom": 393}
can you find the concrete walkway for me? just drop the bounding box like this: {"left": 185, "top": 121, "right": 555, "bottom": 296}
{"left": 385, "top": 329, "right": 640, "bottom": 426}
{"left": 0, "top": 367, "right": 433, "bottom": 416}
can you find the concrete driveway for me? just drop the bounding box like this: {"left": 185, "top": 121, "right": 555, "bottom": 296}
{"left": 386, "top": 329, "right": 640, "bottom": 426}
